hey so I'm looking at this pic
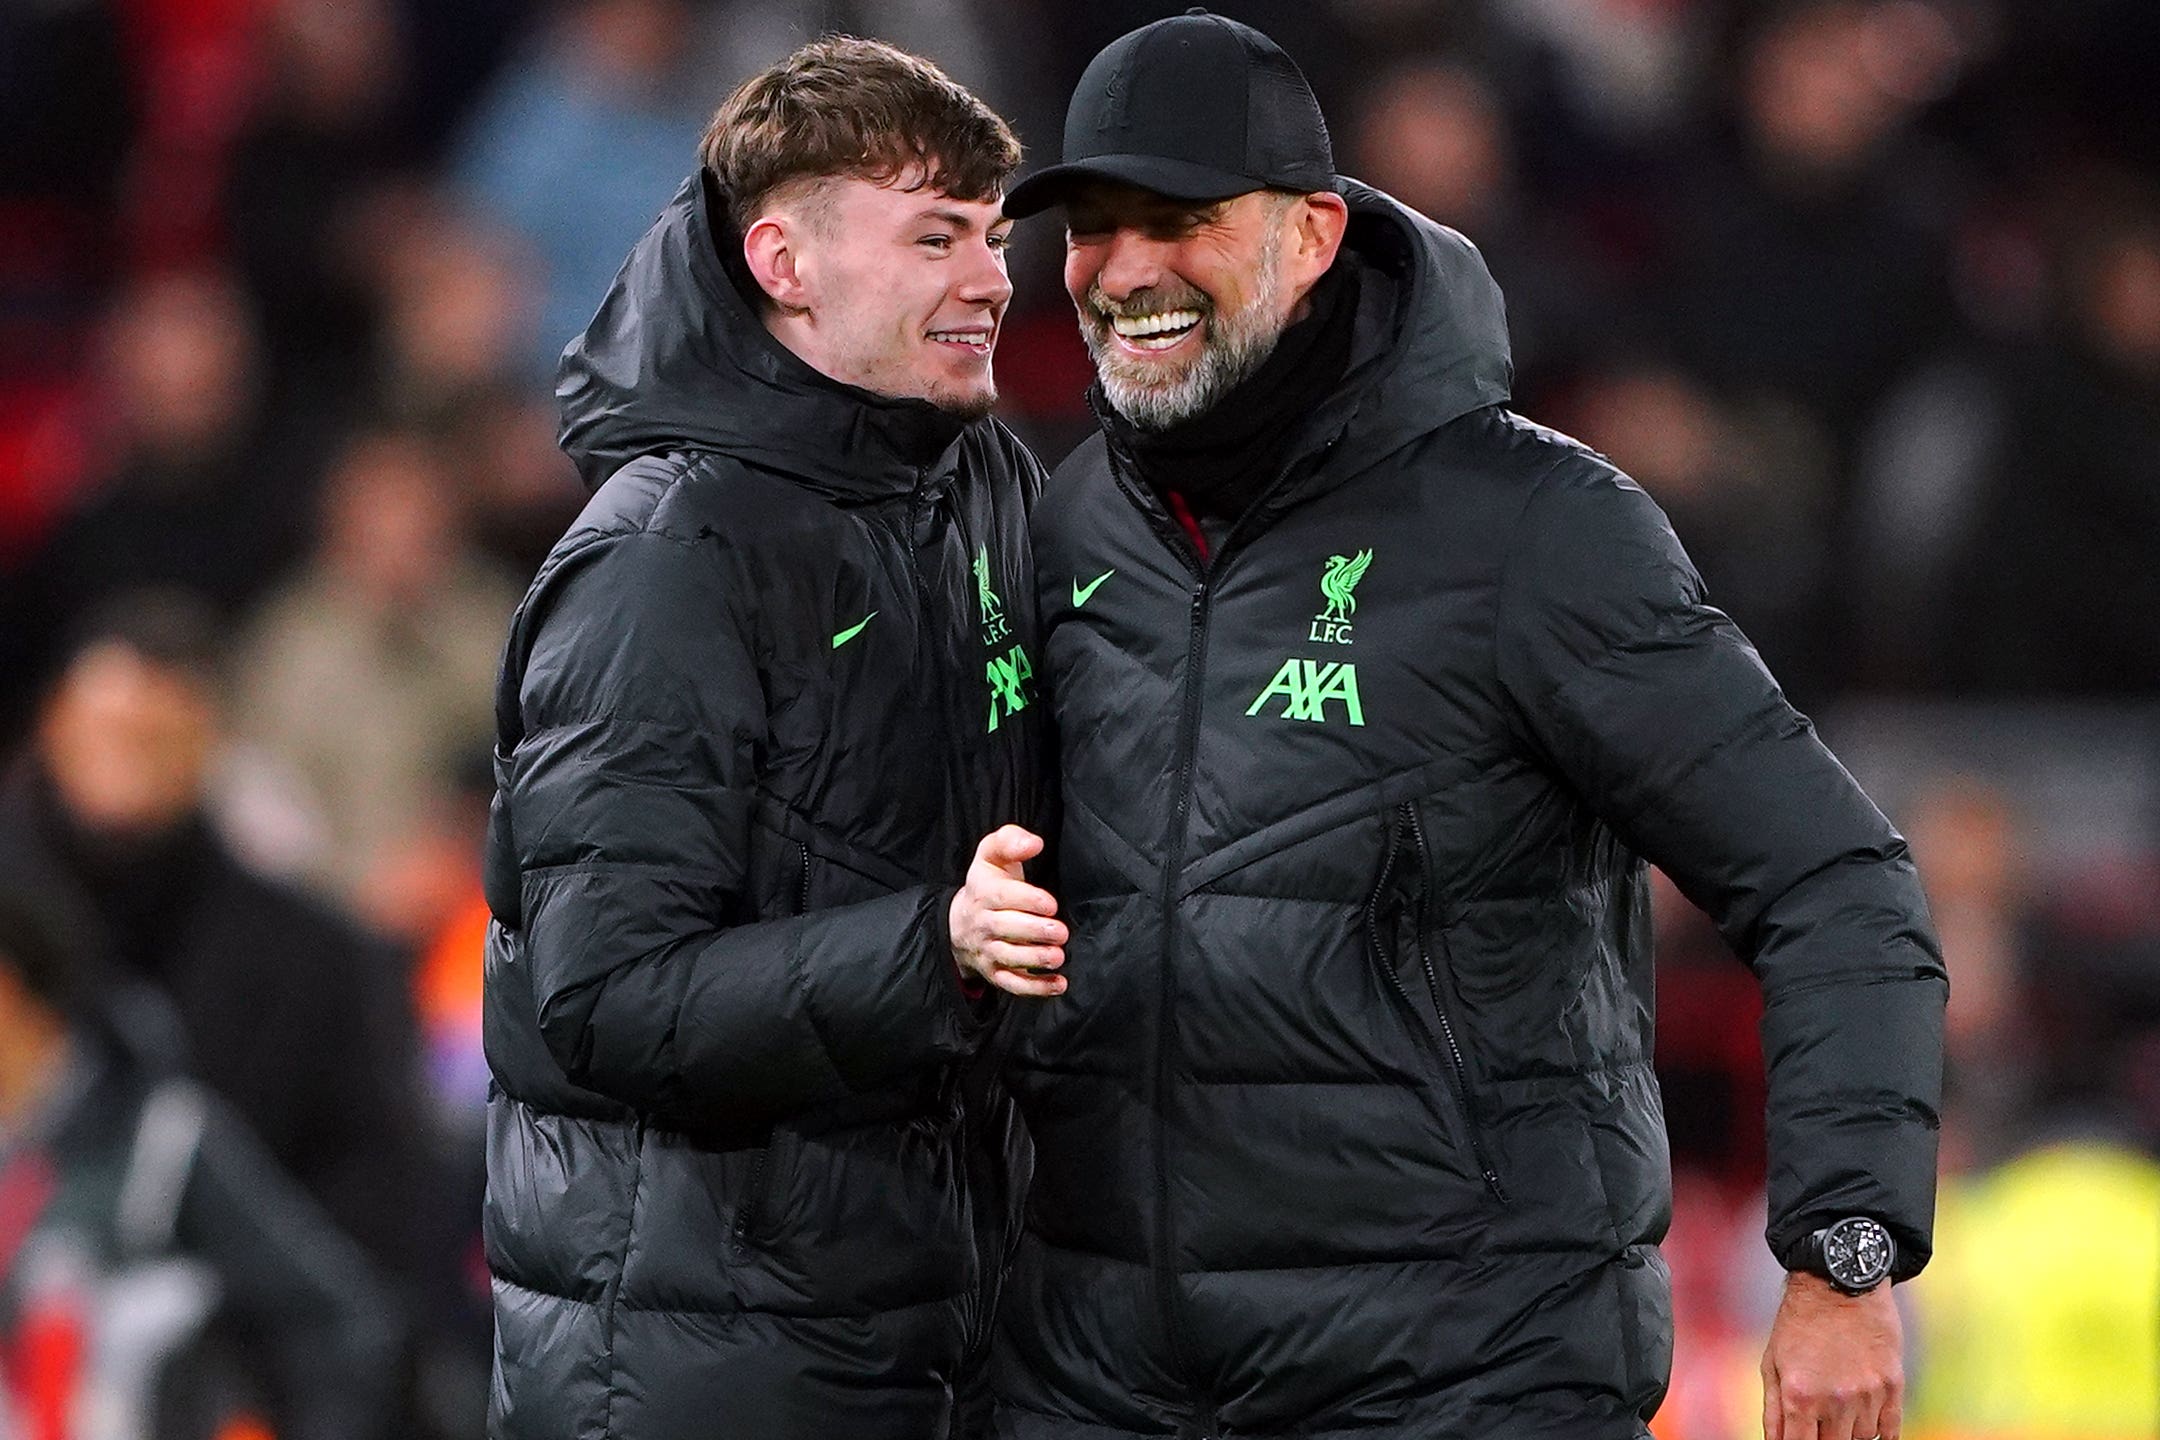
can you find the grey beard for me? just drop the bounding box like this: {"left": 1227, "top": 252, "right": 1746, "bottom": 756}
{"left": 1090, "top": 313, "right": 1285, "bottom": 431}
{"left": 1084, "top": 232, "right": 1288, "bottom": 432}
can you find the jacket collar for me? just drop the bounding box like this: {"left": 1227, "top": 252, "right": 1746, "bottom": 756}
{"left": 1091, "top": 179, "right": 1516, "bottom": 549}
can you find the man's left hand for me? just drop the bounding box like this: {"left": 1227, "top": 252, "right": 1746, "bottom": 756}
{"left": 1760, "top": 1271, "right": 1902, "bottom": 1440}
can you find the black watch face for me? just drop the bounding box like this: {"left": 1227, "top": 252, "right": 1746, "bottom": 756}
{"left": 1823, "top": 1217, "right": 1894, "bottom": 1291}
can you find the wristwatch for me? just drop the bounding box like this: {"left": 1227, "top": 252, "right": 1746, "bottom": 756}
{"left": 1788, "top": 1216, "right": 1897, "bottom": 1295}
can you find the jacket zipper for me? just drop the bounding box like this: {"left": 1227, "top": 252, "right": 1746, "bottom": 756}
{"left": 733, "top": 1141, "right": 774, "bottom": 1255}
{"left": 1400, "top": 804, "right": 1507, "bottom": 1204}
{"left": 1102, "top": 425, "right": 1322, "bottom": 1437}
{"left": 1149, "top": 578, "right": 1211, "bottom": 1399}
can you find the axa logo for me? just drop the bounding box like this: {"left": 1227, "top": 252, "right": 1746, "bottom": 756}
{"left": 975, "top": 544, "right": 1032, "bottom": 731}
{"left": 1246, "top": 657, "right": 1364, "bottom": 726}
{"left": 1310, "top": 549, "right": 1371, "bottom": 645}
{"left": 987, "top": 644, "right": 1033, "bottom": 732}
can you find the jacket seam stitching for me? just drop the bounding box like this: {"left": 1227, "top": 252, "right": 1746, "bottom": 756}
{"left": 597, "top": 1124, "right": 646, "bottom": 1438}
{"left": 1759, "top": 953, "right": 1940, "bottom": 1004}
{"left": 554, "top": 512, "right": 715, "bottom": 562}
{"left": 1488, "top": 449, "right": 1595, "bottom": 752}
{"left": 785, "top": 916, "right": 840, "bottom": 1079}
{"left": 1588, "top": 700, "right": 1787, "bottom": 832}
{"left": 518, "top": 858, "right": 703, "bottom": 878}
{"left": 608, "top": 1288, "right": 969, "bottom": 1319}
{"left": 487, "top": 1272, "right": 602, "bottom": 1307}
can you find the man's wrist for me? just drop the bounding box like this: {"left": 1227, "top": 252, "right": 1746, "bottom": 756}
{"left": 1783, "top": 1215, "right": 1897, "bottom": 1295}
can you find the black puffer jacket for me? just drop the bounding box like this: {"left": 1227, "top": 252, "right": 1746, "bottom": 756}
{"left": 996, "top": 183, "right": 1945, "bottom": 1440}
{"left": 484, "top": 173, "right": 1046, "bottom": 1440}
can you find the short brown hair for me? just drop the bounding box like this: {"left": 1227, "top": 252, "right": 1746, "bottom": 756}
{"left": 701, "top": 36, "right": 1022, "bottom": 235}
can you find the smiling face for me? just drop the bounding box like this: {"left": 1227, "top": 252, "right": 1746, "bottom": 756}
{"left": 750, "top": 173, "right": 1013, "bottom": 420}
{"left": 1063, "top": 183, "right": 1345, "bottom": 430}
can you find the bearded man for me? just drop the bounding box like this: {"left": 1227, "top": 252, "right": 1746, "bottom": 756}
{"left": 972, "top": 12, "right": 1946, "bottom": 1440}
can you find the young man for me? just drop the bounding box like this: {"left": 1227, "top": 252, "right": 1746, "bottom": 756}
{"left": 974, "top": 12, "right": 1945, "bottom": 1440}
{"left": 485, "top": 38, "right": 1056, "bottom": 1440}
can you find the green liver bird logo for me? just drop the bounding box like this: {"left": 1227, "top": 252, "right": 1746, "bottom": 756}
{"left": 975, "top": 545, "right": 1003, "bottom": 623}
{"left": 1319, "top": 550, "right": 1372, "bottom": 625}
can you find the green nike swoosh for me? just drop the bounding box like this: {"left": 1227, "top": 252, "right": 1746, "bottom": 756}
{"left": 831, "top": 612, "right": 877, "bottom": 649}
{"left": 1072, "top": 569, "right": 1115, "bottom": 608}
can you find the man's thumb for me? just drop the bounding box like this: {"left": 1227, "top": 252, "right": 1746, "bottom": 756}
{"left": 980, "top": 825, "right": 1044, "bottom": 876}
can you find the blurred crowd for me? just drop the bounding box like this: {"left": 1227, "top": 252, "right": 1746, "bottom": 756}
{"left": 1, "top": 0, "right": 2156, "bottom": 1436}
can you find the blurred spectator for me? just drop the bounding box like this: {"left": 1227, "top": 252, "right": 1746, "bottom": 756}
{"left": 358, "top": 190, "right": 535, "bottom": 431}
{"left": 111, "top": 0, "right": 263, "bottom": 272}
{"left": 1843, "top": 344, "right": 2013, "bottom": 691}
{"left": 439, "top": 390, "right": 584, "bottom": 582}
{"left": 0, "top": 889, "right": 399, "bottom": 1440}
{"left": 399, "top": 758, "right": 499, "bottom": 1387}
{"left": 391, "top": 0, "right": 545, "bottom": 155}
{"left": 224, "top": 0, "right": 407, "bottom": 388}
{"left": 1903, "top": 1136, "right": 2160, "bottom": 1440}
{"left": 0, "top": 0, "right": 135, "bottom": 408}
{"left": 1346, "top": 54, "right": 1612, "bottom": 391}
{"left": 1659, "top": 1, "right": 1962, "bottom": 477}
{"left": 1649, "top": 868, "right": 1765, "bottom": 1192}
{"left": 0, "top": 0, "right": 131, "bottom": 598}
{"left": 1653, "top": 1169, "right": 1767, "bottom": 1440}
{"left": 0, "top": 269, "right": 341, "bottom": 742}
{"left": 1939, "top": 178, "right": 2160, "bottom": 692}
{"left": 1350, "top": 55, "right": 1514, "bottom": 245}
{"left": 1560, "top": 358, "right": 1837, "bottom": 702}
{"left": 1038, "top": 0, "right": 1483, "bottom": 135}
{"left": 1489, "top": 0, "right": 1705, "bottom": 143}
{"left": 0, "top": 595, "right": 442, "bottom": 1299}
{"left": 402, "top": 753, "right": 497, "bottom": 1127}
{"left": 1902, "top": 905, "right": 2160, "bottom": 1439}
{"left": 447, "top": 0, "right": 706, "bottom": 377}
{"left": 231, "top": 429, "right": 516, "bottom": 919}
{"left": 1903, "top": 774, "right": 2031, "bottom": 1166}
{"left": 1993, "top": 0, "right": 2160, "bottom": 176}
{"left": 0, "top": 1, "right": 135, "bottom": 250}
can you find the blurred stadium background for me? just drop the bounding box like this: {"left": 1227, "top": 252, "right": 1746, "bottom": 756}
{"left": 1, "top": 0, "right": 2156, "bottom": 1436}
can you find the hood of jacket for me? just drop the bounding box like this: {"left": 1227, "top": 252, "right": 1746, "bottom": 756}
{"left": 1112, "top": 177, "right": 1515, "bottom": 537}
{"left": 1290, "top": 177, "right": 1515, "bottom": 487}
{"left": 555, "top": 171, "right": 970, "bottom": 500}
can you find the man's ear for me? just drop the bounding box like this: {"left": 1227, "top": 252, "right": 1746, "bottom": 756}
{"left": 743, "top": 216, "right": 809, "bottom": 312}
{"left": 1288, "top": 191, "right": 1350, "bottom": 290}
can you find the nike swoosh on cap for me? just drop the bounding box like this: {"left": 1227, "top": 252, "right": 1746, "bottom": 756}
{"left": 832, "top": 612, "right": 877, "bottom": 648}
{"left": 1072, "top": 570, "right": 1115, "bottom": 607}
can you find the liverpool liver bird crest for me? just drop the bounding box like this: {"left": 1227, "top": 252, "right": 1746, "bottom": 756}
{"left": 1319, "top": 550, "right": 1373, "bottom": 624}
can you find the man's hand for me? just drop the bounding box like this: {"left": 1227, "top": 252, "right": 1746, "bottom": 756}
{"left": 1761, "top": 1271, "right": 1903, "bottom": 1440}
{"left": 950, "top": 825, "right": 1068, "bottom": 998}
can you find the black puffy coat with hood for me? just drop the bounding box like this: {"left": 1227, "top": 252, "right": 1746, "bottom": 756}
{"left": 994, "top": 182, "right": 1945, "bottom": 1440}
{"left": 482, "top": 172, "right": 1046, "bottom": 1440}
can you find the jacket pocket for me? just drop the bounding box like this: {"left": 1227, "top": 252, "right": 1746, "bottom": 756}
{"left": 731, "top": 1124, "right": 791, "bottom": 1255}
{"left": 744, "top": 814, "right": 814, "bottom": 922}
{"left": 1364, "top": 803, "right": 1509, "bottom": 1204}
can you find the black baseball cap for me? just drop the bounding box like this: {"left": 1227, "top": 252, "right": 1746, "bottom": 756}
{"left": 1003, "top": 8, "right": 1335, "bottom": 218}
